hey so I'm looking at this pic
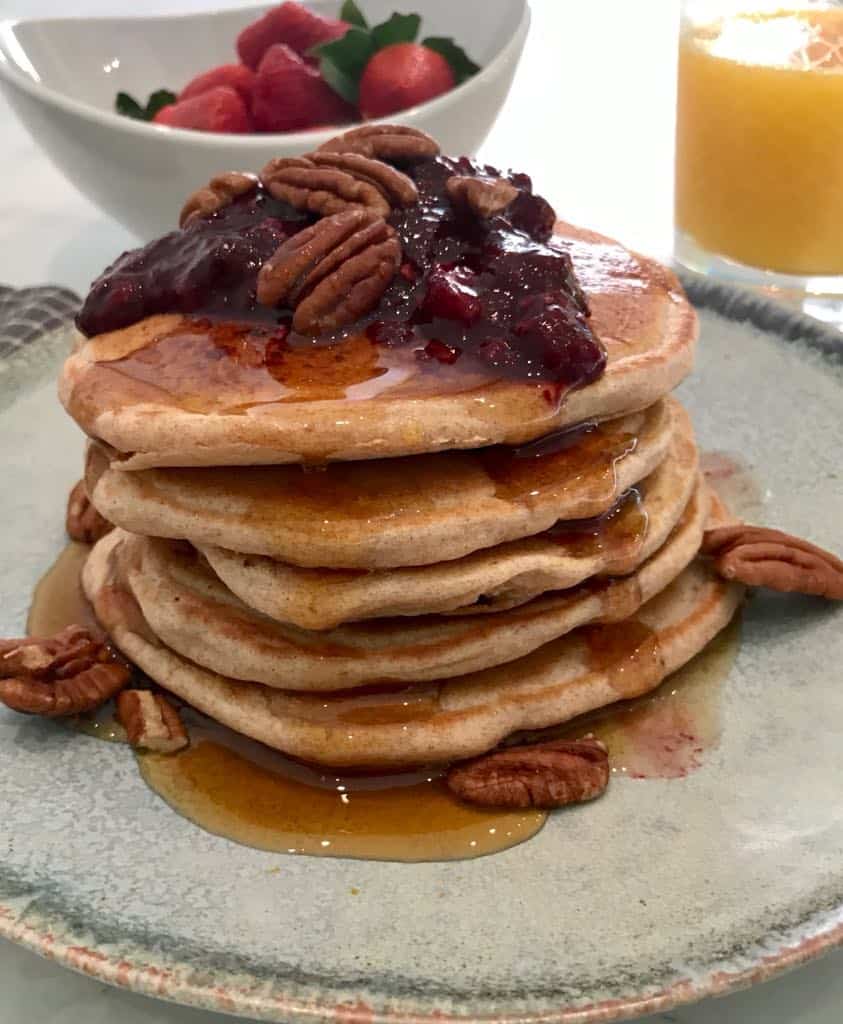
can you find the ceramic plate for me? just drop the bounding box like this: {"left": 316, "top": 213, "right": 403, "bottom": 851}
{"left": 1, "top": 280, "right": 842, "bottom": 1023}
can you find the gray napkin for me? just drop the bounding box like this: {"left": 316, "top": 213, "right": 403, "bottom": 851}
{"left": 0, "top": 284, "right": 81, "bottom": 361}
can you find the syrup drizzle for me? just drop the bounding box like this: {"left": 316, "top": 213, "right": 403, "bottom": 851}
{"left": 139, "top": 716, "right": 545, "bottom": 862}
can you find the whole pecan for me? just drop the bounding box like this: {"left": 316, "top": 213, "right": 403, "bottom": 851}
{"left": 260, "top": 157, "right": 390, "bottom": 218}
{"left": 67, "top": 479, "right": 113, "bottom": 545}
{"left": 702, "top": 525, "right": 843, "bottom": 599}
{"left": 0, "top": 625, "right": 130, "bottom": 717}
{"left": 316, "top": 124, "right": 440, "bottom": 162}
{"left": 179, "top": 172, "right": 258, "bottom": 228}
{"left": 311, "top": 152, "right": 418, "bottom": 208}
{"left": 446, "top": 175, "right": 519, "bottom": 219}
{"left": 446, "top": 737, "right": 610, "bottom": 809}
{"left": 116, "top": 689, "right": 189, "bottom": 753}
{"left": 257, "top": 209, "right": 401, "bottom": 334}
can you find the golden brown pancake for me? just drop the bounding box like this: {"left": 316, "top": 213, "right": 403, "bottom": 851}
{"left": 60, "top": 224, "right": 696, "bottom": 469}
{"left": 83, "top": 541, "right": 742, "bottom": 769}
{"left": 86, "top": 400, "right": 675, "bottom": 570}
{"left": 200, "top": 414, "right": 699, "bottom": 628}
{"left": 96, "top": 483, "right": 709, "bottom": 692}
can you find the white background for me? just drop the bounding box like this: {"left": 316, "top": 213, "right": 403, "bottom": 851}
{"left": 1, "top": 0, "right": 841, "bottom": 1020}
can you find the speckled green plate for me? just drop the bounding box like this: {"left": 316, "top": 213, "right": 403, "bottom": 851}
{"left": 1, "top": 280, "right": 842, "bottom": 1024}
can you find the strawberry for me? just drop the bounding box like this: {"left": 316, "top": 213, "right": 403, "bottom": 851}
{"left": 179, "top": 64, "right": 255, "bottom": 105}
{"left": 153, "top": 86, "right": 253, "bottom": 133}
{"left": 251, "top": 43, "right": 355, "bottom": 133}
{"left": 359, "top": 43, "right": 455, "bottom": 119}
{"left": 237, "top": 2, "right": 349, "bottom": 70}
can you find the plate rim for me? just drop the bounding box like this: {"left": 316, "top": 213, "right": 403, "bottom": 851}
{"left": 1, "top": 278, "right": 842, "bottom": 1023}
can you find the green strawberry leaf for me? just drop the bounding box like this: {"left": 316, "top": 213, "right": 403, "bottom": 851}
{"left": 371, "top": 12, "right": 421, "bottom": 48}
{"left": 318, "top": 55, "right": 360, "bottom": 104}
{"left": 340, "top": 0, "right": 368, "bottom": 29}
{"left": 115, "top": 89, "right": 176, "bottom": 121}
{"left": 315, "top": 26, "right": 376, "bottom": 78}
{"left": 115, "top": 91, "right": 147, "bottom": 120}
{"left": 422, "top": 36, "right": 481, "bottom": 85}
{"left": 145, "top": 89, "right": 177, "bottom": 118}
{"left": 314, "top": 25, "right": 376, "bottom": 103}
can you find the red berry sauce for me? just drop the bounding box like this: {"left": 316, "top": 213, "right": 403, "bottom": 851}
{"left": 76, "top": 157, "right": 606, "bottom": 392}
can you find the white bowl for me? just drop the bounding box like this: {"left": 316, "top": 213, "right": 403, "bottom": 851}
{"left": 0, "top": 1, "right": 529, "bottom": 240}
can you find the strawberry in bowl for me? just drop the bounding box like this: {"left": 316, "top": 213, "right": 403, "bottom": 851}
{"left": 119, "top": 1, "right": 481, "bottom": 135}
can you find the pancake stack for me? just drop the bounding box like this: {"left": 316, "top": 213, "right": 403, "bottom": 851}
{"left": 60, "top": 125, "right": 743, "bottom": 770}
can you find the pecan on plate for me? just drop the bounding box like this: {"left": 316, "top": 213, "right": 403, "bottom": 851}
{"left": 702, "top": 525, "right": 843, "bottom": 599}
{"left": 179, "top": 172, "right": 258, "bottom": 228}
{"left": 311, "top": 152, "right": 419, "bottom": 208}
{"left": 257, "top": 209, "right": 401, "bottom": 334}
{"left": 116, "top": 689, "right": 188, "bottom": 753}
{"left": 446, "top": 175, "right": 519, "bottom": 219}
{"left": 316, "top": 124, "right": 440, "bottom": 163}
{"left": 0, "top": 625, "right": 130, "bottom": 717}
{"left": 446, "top": 737, "right": 610, "bottom": 809}
{"left": 67, "top": 479, "right": 113, "bottom": 545}
{"left": 260, "top": 157, "right": 390, "bottom": 218}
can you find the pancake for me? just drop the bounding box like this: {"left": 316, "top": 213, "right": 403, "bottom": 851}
{"left": 59, "top": 224, "right": 696, "bottom": 469}
{"left": 96, "top": 483, "right": 710, "bottom": 692}
{"left": 86, "top": 399, "right": 675, "bottom": 570}
{"left": 200, "top": 413, "right": 699, "bottom": 629}
{"left": 83, "top": 544, "right": 742, "bottom": 768}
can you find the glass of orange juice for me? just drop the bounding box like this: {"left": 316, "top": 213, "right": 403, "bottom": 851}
{"left": 675, "top": 0, "right": 843, "bottom": 320}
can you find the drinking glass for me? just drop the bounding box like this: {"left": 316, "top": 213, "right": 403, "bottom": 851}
{"left": 674, "top": 0, "right": 843, "bottom": 323}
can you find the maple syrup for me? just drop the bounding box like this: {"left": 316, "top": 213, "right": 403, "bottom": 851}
{"left": 545, "top": 488, "right": 649, "bottom": 562}
{"left": 27, "top": 542, "right": 98, "bottom": 638}
{"left": 482, "top": 417, "right": 639, "bottom": 507}
{"left": 138, "top": 716, "right": 545, "bottom": 862}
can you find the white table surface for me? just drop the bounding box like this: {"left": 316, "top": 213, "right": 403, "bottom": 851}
{"left": 1, "top": 0, "right": 841, "bottom": 1020}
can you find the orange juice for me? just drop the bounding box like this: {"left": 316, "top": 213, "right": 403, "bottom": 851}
{"left": 676, "top": 8, "right": 843, "bottom": 275}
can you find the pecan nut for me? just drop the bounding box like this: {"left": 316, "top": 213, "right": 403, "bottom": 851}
{"left": 316, "top": 124, "right": 440, "bottom": 162}
{"left": 446, "top": 737, "right": 610, "bottom": 809}
{"left": 311, "top": 152, "right": 419, "bottom": 208}
{"left": 179, "top": 172, "right": 258, "bottom": 228}
{"left": 702, "top": 525, "right": 843, "bottom": 599}
{"left": 116, "top": 689, "right": 189, "bottom": 753}
{"left": 260, "top": 157, "right": 390, "bottom": 218}
{"left": 258, "top": 209, "right": 401, "bottom": 334}
{"left": 0, "top": 625, "right": 130, "bottom": 717}
{"left": 446, "top": 175, "right": 519, "bottom": 219}
{"left": 67, "top": 479, "right": 113, "bottom": 545}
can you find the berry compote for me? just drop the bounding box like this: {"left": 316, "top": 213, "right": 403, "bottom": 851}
{"left": 76, "top": 157, "right": 606, "bottom": 394}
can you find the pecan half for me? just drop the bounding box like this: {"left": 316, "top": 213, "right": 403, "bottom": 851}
{"left": 316, "top": 124, "right": 440, "bottom": 163}
{"left": 311, "top": 153, "right": 418, "bottom": 208}
{"left": 446, "top": 175, "right": 519, "bottom": 219}
{"left": 446, "top": 737, "right": 610, "bottom": 809}
{"left": 258, "top": 209, "right": 401, "bottom": 334}
{"left": 179, "top": 172, "right": 258, "bottom": 228}
{"left": 67, "top": 479, "right": 113, "bottom": 545}
{"left": 116, "top": 690, "right": 189, "bottom": 753}
{"left": 260, "top": 157, "right": 390, "bottom": 218}
{"left": 0, "top": 625, "right": 130, "bottom": 717}
{"left": 702, "top": 525, "right": 843, "bottom": 599}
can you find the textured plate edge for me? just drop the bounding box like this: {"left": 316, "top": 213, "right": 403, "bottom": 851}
{"left": 1, "top": 901, "right": 842, "bottom": 1024}
{"left": 2, "top": 280, "right": 842, "bottom": 1023}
